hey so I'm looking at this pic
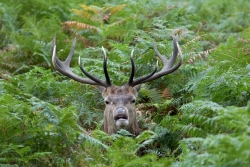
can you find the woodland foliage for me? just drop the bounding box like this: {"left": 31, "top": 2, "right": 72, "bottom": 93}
{"left": 0, "top": 0, "right": 250, "bottom": 166}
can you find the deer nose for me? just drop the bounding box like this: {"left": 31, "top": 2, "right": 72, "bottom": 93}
{"left": 116, "top": 107, "right": 126, "bottom": 114}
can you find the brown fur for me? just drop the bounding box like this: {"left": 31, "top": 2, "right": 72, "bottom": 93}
{"left": 100, "top": 85, "right": 141, "bottom": 135}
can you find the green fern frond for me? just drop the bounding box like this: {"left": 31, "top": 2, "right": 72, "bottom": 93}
{"left": 177, "top": 124, "right": 208, "bottom": 138}
{"left": 138, "top": 84, "right": 163, "bottom": 104}
{"left": 79, "top": 132, "right": 108, "bottom": 149}
{"left": 179, "top": 100, "right": 250, "bottom": 138}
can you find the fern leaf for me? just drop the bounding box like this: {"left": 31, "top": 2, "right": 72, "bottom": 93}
{"left": 182, "top": 35, "right": 206, "bottom": 49}
{"left": 62, "top": 21, "right": 98, "bottom": 31}
{"left": 178, "top": 124, "right": 208, "bottom": 137}
{"left": 103, "top": 13, "right": 111, "bottom": 23}
{"left": 71, "top": 9, "right": 96, "bottom": 21}
{"left": 80, "top": 4, "right": 99, "bottom": 14}
{"left": 108, "top": 4, "right": 126, "bottom": 15}
{"left": 186, "top": 48, "right": 215, "bottom": 64}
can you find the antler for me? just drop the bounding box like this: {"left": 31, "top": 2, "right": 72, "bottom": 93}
{"left": 127, "top": 35, "right": 182, "bottom": 87}
{"left": 52, "top": 35, "right": 111, "bottom": 87}
{"left": 52, "top": 35, "right": 182, "bottom": 88}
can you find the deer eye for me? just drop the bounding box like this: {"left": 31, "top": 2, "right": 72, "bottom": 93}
{"left": 105, "top": 101, "right": 110, "bottom": 105}
{"left": 131, "top": 99, "right": 136, "bottom": 103}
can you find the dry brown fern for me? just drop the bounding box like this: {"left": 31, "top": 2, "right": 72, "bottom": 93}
{"left": 71, "top": 9, "right": 99, "bottom": 23}
{"left": 62, "top": 21, "right": 98, "bottom": 31}
{"left": 62, "top": 4, "right": 128, "bottom": 46}
{"left": 181, "top": 34, "right": 216, "bottom": 64}
{"left": 182, "top": 35, "right": 206, "bottom": 50}
{"left": 186, "top": 48, "right": 215, "bottom": 64}
{"left": 79, "top": 4, "right": 99, "bottom": 14}
{"left": 71, "top": 4, "right": 126, "bottom": 24}
{"left": 162, "top": 88, "right": 172, "bottom": 99}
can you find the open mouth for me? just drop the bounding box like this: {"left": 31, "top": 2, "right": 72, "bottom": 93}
{"left": 114, "top": 114, "right": 128, "bottom": 121}
{"left": 114, "top": 114, "right": 129, "bottom": 127}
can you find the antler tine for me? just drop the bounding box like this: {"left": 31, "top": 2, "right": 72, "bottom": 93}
{"left": 102, "top": 47, "right": 112, "bottom": 87}
{"left": 153, "top": 35, "right": 180, "bottom": 69}
{"left": 127, "top": 49, "right": 158, "bottom": 87}
{"left": 78, "top": 56, "right": 109, "bottom": 86}
{"left": 78, "top": 47, "right": 112, "bottom": 87}
{"left": 141, "top": 35, "right": 182, "bottom": 84}
{"left": 52, "top": 35, "right": 108, "bottom": 86}
{"left": 150, "top": 35, "right": 182, "bottom": 80}
{"left": 128, "top": 49, "right": 135, "bottom": 86}
{"left": 128, "top": 35, "right": 182, "bottom": 86}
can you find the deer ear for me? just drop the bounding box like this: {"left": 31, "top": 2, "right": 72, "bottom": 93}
{"left": 98, "top": 86, "right": 106, "bottom": 94}
{"left": 134, "top": 84, "right": 141, "bottom": 92}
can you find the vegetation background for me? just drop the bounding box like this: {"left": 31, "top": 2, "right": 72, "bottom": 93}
{"left": 0, "top": 0, "right": 249, "bottom": 166}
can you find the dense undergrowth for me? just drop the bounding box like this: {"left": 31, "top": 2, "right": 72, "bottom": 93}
{"left": 0, "top": 0, "right": 250, "bottom": 166}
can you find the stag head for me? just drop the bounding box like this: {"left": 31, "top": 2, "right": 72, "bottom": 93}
{"left": 52, "top": 35, "right": 182, "bottom": 135}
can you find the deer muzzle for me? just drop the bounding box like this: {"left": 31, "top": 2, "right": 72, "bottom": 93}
{"left": 114, "top": 107, "right": 129, "bottom": 127}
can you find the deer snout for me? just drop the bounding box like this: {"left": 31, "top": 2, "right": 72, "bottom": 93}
{"left": 116, "top": 107, "right": 126, "bottom": 114}
{"left": 114, "top": 107, "right": 128, "bottom": 119}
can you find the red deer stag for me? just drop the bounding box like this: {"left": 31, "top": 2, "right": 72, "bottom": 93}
{"left": 52, "top": 35, "right": 182, "bottom": 135}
